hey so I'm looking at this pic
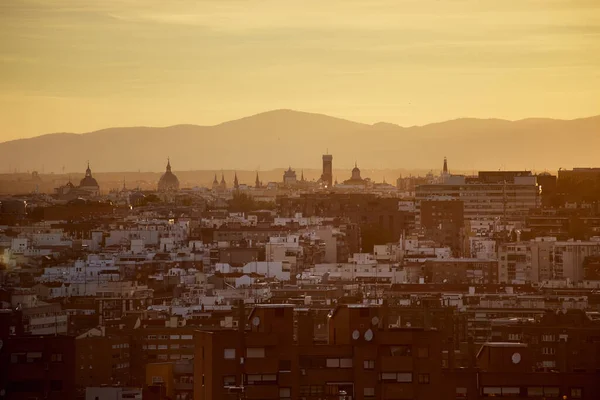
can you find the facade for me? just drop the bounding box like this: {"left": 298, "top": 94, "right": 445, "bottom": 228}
{"left": 195, "top": 304, "right": 444, "bottom": 400}
{"left": 415, "top": 173, "right": 540, "bottom": 228}
{"left": 0, "top": 335, "right": 76, "bottom": 400}
{"left": 498, "top": 242, "right": 532, "bottom": 284}
{"left": 424, "top": 259, "right": 498, "bottom": 284}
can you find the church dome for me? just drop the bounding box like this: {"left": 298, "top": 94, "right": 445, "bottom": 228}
{"left": 79, "top": 164, "right": 99, "bottom": 188}
{"left": 158, "top": 159, "right": 180, "bottom": 191}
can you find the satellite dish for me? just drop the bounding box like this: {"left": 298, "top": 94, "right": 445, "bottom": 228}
{"left": 511, "top": 352, "right": 521, "bottom": 364}
{"left": 296, "top": 274, "right": 301, "bottom": 279}
{"left": 352, "top": 330, "right": 360, "bottom": 340}
{"left": 364, "top": 329, "right": 373, "bottom": 342}
{"left": 371, "top": 316, "right": 379, "bottom": 326}
{"left": 252, "top": 316, "right": 260, "bottom": 327}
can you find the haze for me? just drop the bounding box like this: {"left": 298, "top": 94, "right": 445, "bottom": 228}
{"left": 1, "top": 0, "right": 599, "bottom": 141}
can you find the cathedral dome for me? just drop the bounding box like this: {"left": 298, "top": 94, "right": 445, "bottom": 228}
{"left": 79, "top": 164, "right": 99, "bottom": 189}
{"left": 158, "top": 159, "right": 180, "bottom": 191}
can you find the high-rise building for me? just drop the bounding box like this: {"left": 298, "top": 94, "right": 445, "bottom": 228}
{"left": 321, "top": 154, "right": 333, "bottom": 188}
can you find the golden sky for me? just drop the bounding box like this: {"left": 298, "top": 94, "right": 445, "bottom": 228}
{"left": 1, "top": 0, "right": 599, "bottom": 141}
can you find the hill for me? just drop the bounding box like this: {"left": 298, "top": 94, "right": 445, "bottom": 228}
{"left": 1, "top": 109, "right": 599, "bottom": 173}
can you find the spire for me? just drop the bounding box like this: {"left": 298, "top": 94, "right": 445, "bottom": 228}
{"left": 166, "top": 157, "right": 171, "bottom": 172}
{"left": 213, "top": 174, "right": 218, "bottom": 184}
{"left": 85, "top": 161, "right": 91, "bottom": 177}
{"left": 443, "top": 156, "right": 448, "bottom": 174}
{"left": 123, "top": 177, "right": 126, "bottom": 190}
{"left": 220, "top": 172, "right": 225, "bottom": 184}
{"left": 255, "top": 172, "right": 260, "bottom": 188}
{"left": 234, "top": 172, "right": 239, "bottom": 188}
{"left": 301, "top": 170, "right": 305, "bottom": 181}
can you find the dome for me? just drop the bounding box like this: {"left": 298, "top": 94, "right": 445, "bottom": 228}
{"left": 79, "top": 163, "right": 99, "bottom": 189}
{"left": 158, "top": 159, "right": 180, "bottom": 191}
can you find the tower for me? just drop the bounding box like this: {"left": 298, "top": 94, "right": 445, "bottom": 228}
{"left": 321, "top": 154, "right": 333, "bottom": 188}
{"left": 441, "top": 157, "right": 450, "bottom": 183}
{"left": 255, "top": 172, "right": 261, "bottom": 189}
{"left": 233, "top": 172, "right": 239, "bottom": 189}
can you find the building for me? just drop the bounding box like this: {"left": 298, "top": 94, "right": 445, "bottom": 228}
{"left": 76, "top": 328, "right": 132, "bottom": 389}
{"left": 146, "top": 360, "right": 194, "bottom": 400}
{"left": 490, "top": 309, "right": 600, "bottom": 372}
{"left": 282, "top": 167, "right": 297, "bottom": 186}
{"left": 194, "top": 304, "right": 444, "bottom": 400}
{"left": 79, "top": 163, "right": 101, "bottom": 196}
{"left": 158, "top": 159, "right": 180, "bottom": 192}
{"left": 415, "top": 171, "right": 540, "bottom": 229}
{"left": 0, "top": 334, "right": 76, "bottom": 400}
{"left": 321, "top": 154, "right": 333, "bottom": 188}
{"left": 424, "top": 259, "right": 498, "bottom": 284}
{"left": 420, "top": 199, "right": 465, "bottom": 256}
{"left": 498, "top": 242, "right": 532, "bottom": 284}
{"left": 342, "top": 162, "right": 367, "bottom": 187}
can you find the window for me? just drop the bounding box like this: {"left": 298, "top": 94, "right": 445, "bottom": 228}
{"left": 181, "top": 334, "right": 193, "bottom": 340}
{"left": 364, "top": 360, "right": 375, "bottom": 369}
{"left": 544, "top": 387, "right": 560, "bottom": 397}
{"left": 224, "top": 349, "right": 236, "bottom": 360}
{"left": 223, "top": 376, "right": 236, "bottom": 386}
{"left": 418, "top": 373, "right": 430, "bottom": 384}
{"left": 158, "top": 335, "right": 168, "bottom": 340}
{"left": 246, "top": 374, "right": 277, "bottom": 385}
{"left": 397, "top": 373, "right": 413, "bottom": 383}
{"left": 456, "top": 387, "right": 467, "bottom": 398}
{"left": 381, "top": 372, "right": 397, "bottom": 381}
{"left": 279, "top": 359, "right": 291, "bottom": 372}
{"left": 508, "top": 333, "right": 522, "bottom": 341}
{"left": 147, "top": 345, "right": 156, "bottom": 350}
{"left": 571, "top": 388, "right": 583, "bottom": 398}
{"left": 527, "top": 387, "right": 543, "bottom": 396}
{"left": 326, "top": 358, "right": 340, "bottom": 368}
{"left": 246, "top": 348, "right": 265, "bottom": 358}
{"left": 364, "top": 388, "right": 375, "bottom": 397}
{"left": 390, "top": 345, "right": 411, "bottom": 356}
{"left": 417, "top": 347, "right": 429, "bottom": 358}
{"left": 483, "top": 387, "right": 520, "bottom": 397}
{"left": 482, "top": 387, "right": 501, "bottom": 396}
{"left": 147, "top": 335, "right": 157, "bottom": 340}
{"left": 279, "top": 387, "right": 291, "bottom": 400}
{"left": 158, "top": 345, "right": 167, "bottom": 350}
{"left": 170, "top": 335, "right": 180, "bottom": 340}
{"left": 542, "top": 334, "right": 555, "bottom": 342}
{"left": 26, "top": 352, "right": 43, "bottom": 363}
{"left": 157, "top": 354, "right": 168, "bottom": 360}
{"left": 542, "top": 347, "right": 555, "bottom": 355}
{"left": 50, "top": 380, "right": 63, "bottom": 391}
{"left": 152, "top": 376, "right": 164, "bottom": 384}
{"left": 171, "top": 344, "right": 179, "bottom": 349}
{"left": 340, "top": 358, "right": 353, "bottom": 368}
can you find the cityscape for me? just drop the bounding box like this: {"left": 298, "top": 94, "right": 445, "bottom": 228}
{"left": 2, "top": 0, "right": 600, "bottom": 399}
{"left": 1, "top": 151, "right": 600, "bottom": 399}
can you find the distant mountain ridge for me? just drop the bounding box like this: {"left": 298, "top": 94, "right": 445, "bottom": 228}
{"left": 0, "top": 109, "right": 599, "bottom": 173}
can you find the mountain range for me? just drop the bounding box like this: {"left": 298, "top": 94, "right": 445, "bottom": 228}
{"left": 1, "top": 109, "right": 599, "bottom": 173}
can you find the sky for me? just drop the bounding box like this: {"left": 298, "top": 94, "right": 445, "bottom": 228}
{"left": 1, "top": 0, "right": 599, "bottom": 141}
